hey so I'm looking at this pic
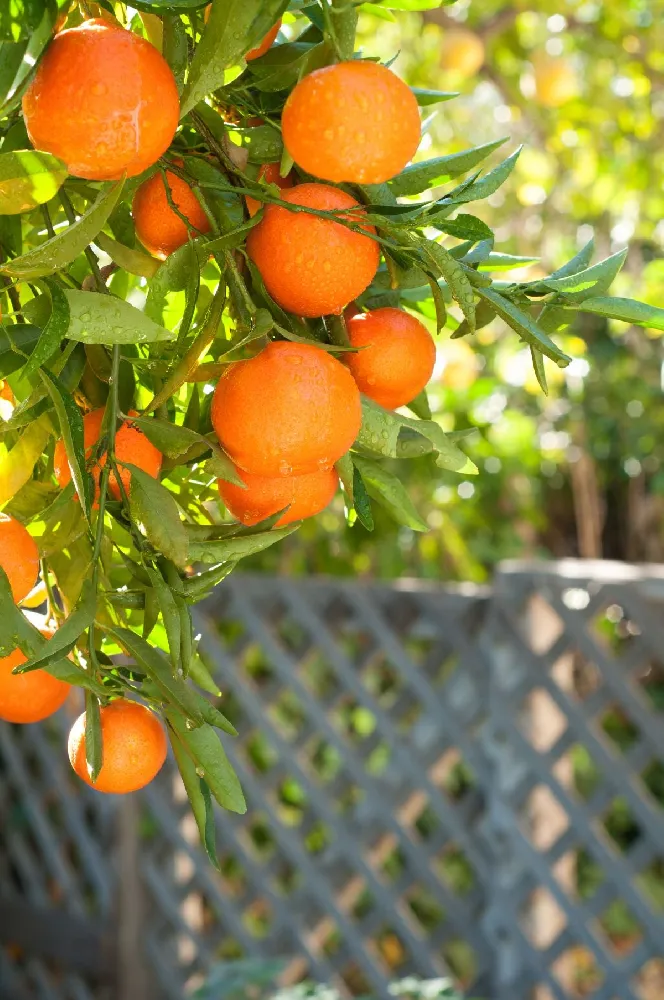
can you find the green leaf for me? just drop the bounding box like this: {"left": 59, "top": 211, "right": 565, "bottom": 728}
{"left": 447, "top": 147, "right": 522, "bottom": 205}
{"left": 145, "top": 238, "right": 206, "bottom": 324}
{"left": 39, "top": 368, "right": 93, "bottom": 522}
{"left": 162, "top": 14, "right": 189, "bottom": 93}
{"left": 145, "top": 565, "right": 182, "bottom": 672}
{"left": 477, "top": 253, "right": 538, "bottom": 272}
{"left": 564, "top": 296, "right": 664, "bottom": 331}
{"left": 182, "top": 561, "right": 238, "bottom": 603}
{"left": 536, "top": 249, "right": 627, "bottom": 301}
{"left": 180, "top": 0, "right": 290, "bottom": 117}
{"left": 434, "top": 214, "right": 493, "bottom": 242}
{"left": 477, "top": 287, "right": 571, "bottom": 367}
{"left": 549, "top": 238, "right": 594, "bottom": 279}
{"left": 84, "top": 692, "right": 104, "bottom": 784}
{"left": 0, "top": 413, "right": 53, "bottom": 504}
{"left": 529, "top": 346, "right": 548, "bottom": 395}
{"left": 20, "top": 280, "right": 70, "bottom": 381}
{"left": 353, "top": 456, "right": 428, "bottom": 531}
{"left": 188, "top": 524, "right": 299, "bottom": 564}
{"left": 389, "top": 139, "right": 507, "bottom": 197}
{"left": 410, "top": 87, "right": 458, "bottom": 105}
{"left": 128, "top": 465, "right": 189, "bottom": 567}
{"left": 188, "top": 652, "right": 222, "bottom": 697}
{"left": 17, "top": 581, "right": 97, "bottom": 671}
{"left": 64, "top": 290, "right": 175, "bottom": 345}
{"left": 407, "top": 389, "right": 432, "bottom": 420}
{"left": 170, "top": 730, "right": 221, "bottom": 870}
{"left": 352, "top": 465, "right": 375, "bottom": 530}
{"left": 95, "top": 232, "right": 160, "bottom": 278}
{"left": 0, "top": 150, "right": 68, "bottom": 215}
{"left": 420, "top": 240, "right": 475, "bottom": 331}
{"left": 1, "top": 180, "right": 124, "bottom": 280}
{"left": 357, "top": 398, "right": 477, "bottom": 474}
{"left": 167, "top": 710, "right": 246, "bottom": 814}
{"left": 125, "top": 415, "right": 244, "bottom": 485}
{"left": 0, "top": 1, "right": 57, "bottom": 116}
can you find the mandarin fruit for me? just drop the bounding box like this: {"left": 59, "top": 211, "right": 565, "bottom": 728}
{"left": 0, "top": 514, "right": 39, "bottom": 603}
{"left": 133, "top": 167, "right": 211, "bottom": 259}
{"left": 68, "top": 699, "right": 167, "bottom": 793}
{"left": 346, "top": 308, "right": 436, "bottom": 410}
{"left": 246, "top": 20, "right": 282, "bottom": 60}
{"left": 533, "top": 55, "right": 578, "bottom": 107}
{"left": 245, "top": 161, "right": 294, "bottom": 217}
{"left": 282, "top": 61, "right": 421, "bottom": 184}
{"left": 22, "top": 19, "right": 179, "bottom": 180}
{"left": 440, "top": 29, "right": 485, "bottom": 78}
{"left": 0, "top": 631, "right": 70, "bottom": 724}
{"left": 212, "top": 341, "right": 361, "bottom": 476}
{"left": 246, "top": 183, "right": 379, "bottom": 317}
{"left": 54, "top": 408, "right": 162, "bottom": 500}
{"left": 219, "top": 466, "right": 338, "bottom": 527}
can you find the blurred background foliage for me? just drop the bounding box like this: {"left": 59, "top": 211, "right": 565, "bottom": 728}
{"left": 251, "top": 0, "right": 664, "bottom": 582}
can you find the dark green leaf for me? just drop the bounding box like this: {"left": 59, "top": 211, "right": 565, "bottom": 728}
{"left": 389, "top": 139, "right": 507, "bottom": 197}
{"left": 0, "top": 1, "right": 57, "bottom": 116}
{"left": 170, "top": 729, "right": 221, "bottom": 870}
{"left": 564, "top": 296, "right": 664, "bottom": 331}
{"left": 529, "top": 346, "right": 548, "bottom": 395}
{"left": 351, "top": 465, "right": 375, "bottom": 530}
{"left": 84, "top": 692, "right": 103, "bottom": 784}
{"left": 167, "top": 710, "right": 246, "bottom": 814}
{"left": 95, "top": 232, "right": 160, "bottom": 278}
{"left": 145, "top": 565, "right": 182, "bottom": 672}
{"left": 20, "top": 280, "right": 70, "bottom": 380}
{"left": 128, "top": 465, "right": 189, "bottom": 567}
{"left": 447, "top": 147, "right": 522, "bottom": 206}
{"left": 549, "top": 238, "right": 595, "bottom": 280}
{"left": 188, "top": 524, "right": 299, "bottom": 564}
{"left": 39, "top": 368, "right": 93, "bottom": 522}
{"left": 0, "top": 322, "right": 41, "bottom": 376}
{"left": 162, "top": 14, "right": 189, "bottom": 93}
{"left": 477, "top": 287, "right": 572, "bottom": 367}
{"left": 16, "top": 580, "right": 97, "bottom": 671}
{"left": 353, "top": 456, "right": 428, "bottom": 531}
{"left": 434, "top": 214, "right": 493, "bottom": 242}
{"left": 420, "top": 240, "right": 476, "bottom": 331}
{"left": 410, "top": 87, "right": 458, "bottom": 105}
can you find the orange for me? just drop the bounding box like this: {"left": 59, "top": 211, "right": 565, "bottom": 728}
{"left": 54, "top": 408, "right": 162, "bottom": 500}
{"left": 0, "top": 630, "right": 70, "bottom": 724}
{"left": 246, "top": 183, "right": 379, "bottom": 317}
{"left": 0, "top": 380, "right": 14, "bottom": 403}
{"left": 282, "top": 61, "right": 421, "bottom": 184}
{"left": 533, "top": 56, "right": 578, "bottom": 107}
{"left": 68, "top": 699, "right": 167, "bottom": 793}
{"left": 346, "top": 307, "right": 436, "bottom": 410}
{"left": 440, "top": 29, "right": 485, "bottom": 78}
{"left": 22, "top": 19, "right": 179, "bottom": 180}
{"left": 246, "top": 20, "right": 282, "bottom": 61}
{"left": 133, "top": 167, "right": 211, "bottom": 260}
{"left": 211, "top": 340, "right": 361, "bottom": 476}
{"left": 245, "top": 162, "right": 294, "bottom": 217}
{"left": 0, "top": 515, "right": 39, "bottom": 603}
{"left": 204, "top": 8, "right": 280, "bottom": 60}
{"left": 219, "top": 466, "right": 338, "bottom": 526}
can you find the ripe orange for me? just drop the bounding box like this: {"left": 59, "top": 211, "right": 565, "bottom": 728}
{"left": 54, "top": 408, "right": 162, "bottom": 500}
{"left": 22, "top": 19, "right": 179, "bottom": 180}
{"left": 219, "top": 466, "right": 338, "bottom": 526}
{"left": 282, "top": 61, "right": 421, "bottom": 184}
{"left": 245, "top": 162, "right": 294, "bottom": 217}
{"left": 133, "top": 167, "right": 211, "bottom": 260}
{"left": 68, "top": 699, "right": 167, "bottom": 794}
{"left": 212, "top": 340, "right": 362, "bottom": 476}
{"left": 346, "top": 307, "right": 436, "bottom": 410}
{"left": 246, "top": 183, "right": 379, "bottom": 317}
{"left": 246, "top": 20, "right": 282, "bottom": 61}
{"left": 533, "top": 55, "right": 578, "bottom": 108}
{"left": 0, "top": 514, "right": 39, "bottom": 603}
{"left": 440, "top": 29, "right": 485, "bottom": 78}
{"left": 0, "top": 631, "right": 70, "bottom": 724}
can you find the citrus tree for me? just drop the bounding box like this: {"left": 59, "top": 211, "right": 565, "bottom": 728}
{"left": 1, "top": 0, "right": 662, "bottom": 865}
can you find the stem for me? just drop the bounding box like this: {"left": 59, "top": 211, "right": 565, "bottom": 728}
{"left": 60, "top": 190, "right": 108, "bottom": 293}
{"left": 143, "top": 282, "right": 227, "bottom": 414}
{"left": 330, "top": 0, "right": 357, "bottom": 62}
{"left": 328, "top": 314, "right": 351, "bottom": 347}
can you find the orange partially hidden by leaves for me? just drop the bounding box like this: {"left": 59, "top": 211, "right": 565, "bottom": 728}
{"left": 0, "top": 514, "right": 39, "bottom": 603}
{"left": 346, "top": 307, "right": 436, "bottom": 410}
{"left": 246, "top": 20, "right": 282, "bottom": 61}
{"left": 133, "top": 167, "right": 211, "bottom": 259}
{"left": 246, "top": 183, "right": 379, "bottom": 317}
{"left": 69, "top": 699, "right": 167, "bottom": 794}
{"left": 212, "top": 340, "right": 362, "bottom": 476}
{"left": 219, "top": 466, "right": 338, "bottom": 527}
{"left": 0, "top": 631, "right": 70, "bottom": 724}
{"left": 282, "top": 61, "right": 421, "bottom": 184}
{"left": 440, "top": 29, "right": 485, "bottom": 78}
{"left": 533, "top": 55, "right": 578, "bottom": 108}
{"left": 245, "top": 162, "right": 294, "bottom": 217}
{"left": 22, "top": 19, "right": 179, "bottom": 180}
{"left": 54, "top": 408, "right": 162, "bottom": 500}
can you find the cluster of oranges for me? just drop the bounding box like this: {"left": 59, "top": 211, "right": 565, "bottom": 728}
{"left": 2, "top": 13, "right": 440, "bottom": 793}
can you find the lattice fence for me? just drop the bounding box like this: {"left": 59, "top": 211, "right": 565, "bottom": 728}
{"left": 1, "top": 562, "right": 664, "bottom": 1000}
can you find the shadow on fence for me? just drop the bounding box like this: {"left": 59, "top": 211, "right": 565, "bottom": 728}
{"left": 1, "top": 560, "right": 663, "bottom": 1000}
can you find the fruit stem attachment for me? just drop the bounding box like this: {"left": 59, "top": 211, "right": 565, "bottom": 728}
{"left": 328, "top": 314, "right": 351, "bottom": 348}
{"left": 330, "top": 0, "right": 358, "bottom": 62}
{"left": 143, "top": 280, "right": 227, "bottom": 415}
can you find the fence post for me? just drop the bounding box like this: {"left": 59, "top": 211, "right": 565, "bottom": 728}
{"left": 116, "top": 796, "right": 154, "bottom": 1000}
